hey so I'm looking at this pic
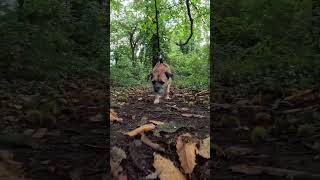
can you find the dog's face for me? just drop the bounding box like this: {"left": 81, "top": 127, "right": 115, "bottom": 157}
{"left": 147, "top": 63, "right": 173, "bottom": 94}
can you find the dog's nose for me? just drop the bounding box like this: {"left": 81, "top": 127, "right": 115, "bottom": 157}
{"left": 154, "top": 87, "right": 160, "bottom": 92}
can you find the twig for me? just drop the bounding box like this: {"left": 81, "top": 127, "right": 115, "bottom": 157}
{"left": 140, "top": 133, "right": 165, "bottom": 152}
{"left": 83, "top": 144, "right": 106, "bottom": 150}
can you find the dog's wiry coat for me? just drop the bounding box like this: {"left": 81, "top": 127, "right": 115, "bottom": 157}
{"left": 148, "top": 62, "right": 173, "bottom": 104}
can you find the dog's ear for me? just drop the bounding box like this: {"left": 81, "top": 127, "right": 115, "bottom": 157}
{"left": 165, "top": 72, "right": 173, "bottom": 79}
{"left": 147, "top": 73, "right": 153, "bottom": 81}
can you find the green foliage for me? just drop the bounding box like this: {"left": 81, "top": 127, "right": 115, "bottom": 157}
{"left": 0, "top": 0, "right": 107, "bottom": 81}
{"left": 215, "top": 0, "right": 317, "bottom": 88}
{"left": 111, "top": 0, "right": 209, "bottom": 89}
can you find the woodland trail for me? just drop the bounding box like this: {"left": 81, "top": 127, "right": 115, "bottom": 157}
{"left": 110, "top": 86, "right": 210, "bottom": 180}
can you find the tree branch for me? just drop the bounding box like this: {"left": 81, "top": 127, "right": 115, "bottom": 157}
{"left": 154, "top": 0, "right": 160, "bottom": 53}
{"left": 176, "top": 0, "right": 193, "bottom": 47}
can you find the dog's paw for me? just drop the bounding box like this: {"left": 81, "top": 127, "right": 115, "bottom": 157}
{"left": 165, "top": 96, "right": 171, "bottom": 100}
{"left": 154, "top": 99, "right": 160, "bottom": 104}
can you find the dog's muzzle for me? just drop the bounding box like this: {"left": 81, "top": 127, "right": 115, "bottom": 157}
{"left": 154, "top": 85, "right": 164, "bottom": 94}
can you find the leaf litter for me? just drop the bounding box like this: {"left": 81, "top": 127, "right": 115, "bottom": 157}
{"left": 111, "top": 88, "right": 210, "bottom": 179}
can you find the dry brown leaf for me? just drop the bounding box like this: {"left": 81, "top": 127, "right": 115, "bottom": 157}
{"left": 110, "top": 109, "right": 123, "bottom": 123}
{"left": 110, "top": 160, "right": 127, "bottom": 180}
{"left": 149, "top": 120, "right": 165, "bottom": 125}
{"left": 197, "top": 137, "right": 210, "bottom": 159}
{"left": 31, "top": 128, "right": 47, "bottom": 138}
{"left": 224, "top": 146, "right": 253, "bottom": 158}
{"left": 0, "top": 150, "right": 25, "bottom": 180}
{"left": 176, "top": 133, "right": 197, "bottom": 174}
{"left": 153, "top": 153, "right": 186, "bottom": 180}
{"left": 181, "top": 113, "right": 205, "bottom": 118}
{"left": 230, "top": 164, "right": 262, "bottom": 175}
{"left": 284, "top": 89, "right": 313, "bottom": 102}
{"left": 126, "top": 123, "right": 156, "bottom": 137}
{"left": 179, "top": 108, "right": 190, "bottom": 112}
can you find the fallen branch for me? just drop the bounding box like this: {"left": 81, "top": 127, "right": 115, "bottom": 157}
{"left": 141, "top": 133, "right": 165, "bottom": 152}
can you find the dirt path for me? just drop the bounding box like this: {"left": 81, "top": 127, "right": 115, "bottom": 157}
{"left": 111, "top": 87, "right": 210, "bottom": 180}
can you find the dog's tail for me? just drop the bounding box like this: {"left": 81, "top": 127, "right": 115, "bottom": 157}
{"left": 158, "top": 54, "right": 163, "bottom": 63}
{"left": 154, "top": 53, "right": 163, "bottom": 64}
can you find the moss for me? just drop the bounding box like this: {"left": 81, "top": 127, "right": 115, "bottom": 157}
{"left": 255, "top": 112, "right": 271, "bottom": 122}
{"left": 221, "top": 115, "right": 240, "bottom": 128}
{"left": 41, "top": 113, "right": 57, "bottom": 128}
{"left": 251, "top": 126, "right": 268, "bottom": 144}
{"left": 274, "top": 118, "right": 290, "bottom": 130}
{"left": 297, "top": 124, "right": 316, "bottom": 137}
{"left": 188, "top": 101, "right": 196, "bottom": 107}
{"left": 25, "top": 110, "right": 42, "bottom": 126}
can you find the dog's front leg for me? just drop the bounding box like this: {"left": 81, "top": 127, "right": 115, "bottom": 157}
{"left": 154, "top": 94, "right": 160, "bottom": 104}
{"left": 164, "top": 82, "right": 171, "bottom": 100}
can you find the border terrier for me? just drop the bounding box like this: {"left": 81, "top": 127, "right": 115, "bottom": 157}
{"left": 147, "top": 55, "right": 173, "bottom": 104}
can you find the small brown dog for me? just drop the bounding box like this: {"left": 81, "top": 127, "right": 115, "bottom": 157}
{"left": 147, "top": 56, "right": 173, "bottom": 104}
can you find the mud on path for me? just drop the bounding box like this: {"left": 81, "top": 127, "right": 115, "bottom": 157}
{"left": 212, "top": 86, "right": 320, "bottom": 180}
{"left": 110, "top": 86, "right": 210, "bottom": 180}
{"left": 0, "top": 80, "right": 107, "bottom": 180}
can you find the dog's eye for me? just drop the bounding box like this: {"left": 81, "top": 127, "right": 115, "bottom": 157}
{"left": 152, "top": 81, "right": 156, "bottom": 84}
{"left": 159, "top": 81, "right": 165, "bottom": 85}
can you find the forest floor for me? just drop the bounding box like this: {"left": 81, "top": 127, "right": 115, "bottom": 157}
{"left": 110, "top": 86, "right": 210, "bottom": 180}
{"left": 212, "top": 85, "right": 320, "bottom": 180}
{"left": 1, "top": 79, "right": 320, "bottom": 180}
{"left": 0, "top": 79, "right": 107, "bottom": 180}
{"left": 111, "top": 85, "right": 320, "bottom": 180}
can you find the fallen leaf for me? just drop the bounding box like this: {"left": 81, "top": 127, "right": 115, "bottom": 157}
{"left": 230, "top": 164, "right": 262, "bottom": 175}
{"left": 138, "top": 97, "right": 143, "bottom": 101}
{"left": 89, "top": 113, "right": 104, "bottom": 122}
{"left": 145, "top": 171, "right": 160, "bottom": 179}
{"left": 197, "top": 137, "right": 210, "bottom": 159}
{"left": 224, "top": 146, "right": 253, "bottom": 158}
{"left": 23, "top": 129, "right": 35, "bottom": 136}
{"left": 32, "top": 128, "right": 47, "bottom": 138}
{"left": 4, "top": 116, "right": 19, "bottom": 122}
{"left": 181, "top": 113, "right": 205, "bottom": 118}
{"left": 110, "top": 160, "right": 127, "bottom": 180}
{"left": 111, "top": 146, "right": 127, "bottom": 167}
{"left": 110, "top": 147, "right": 127, "bottom": 180}
{"left": 179, "top": 108, "right": 190, "bottom": 112}
{"left": 149, "top": 120, "right": 165, "bottom": 125}
{"left": 176, "top": 133, "right": 197, "bottom": 174}
{"left": 110, "top": 109, "right": 123, "bottom": 123}
{"left": 152, "top": 121, "right": 188, "bottom": 137}
{"left": 153, "top": 153, "right": 186, "bottom": 180}
{"left": 0, "top": 150, "right": 25, "bottom": 180}
{"left": 126, "top": 123, "right": 156, "bottom": 137}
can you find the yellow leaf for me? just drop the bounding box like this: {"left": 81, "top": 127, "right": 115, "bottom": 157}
{"left": 196, "top": 137, "right": 210, "bottom": 159}
{"left": 176, "top": 133, "right": 197, "bottom": 174}
{"left": 126, "top": 123, "right": 156, "bottom": 137}
{"left": 153, "top": 153, "right": 186, "bottom": 180}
